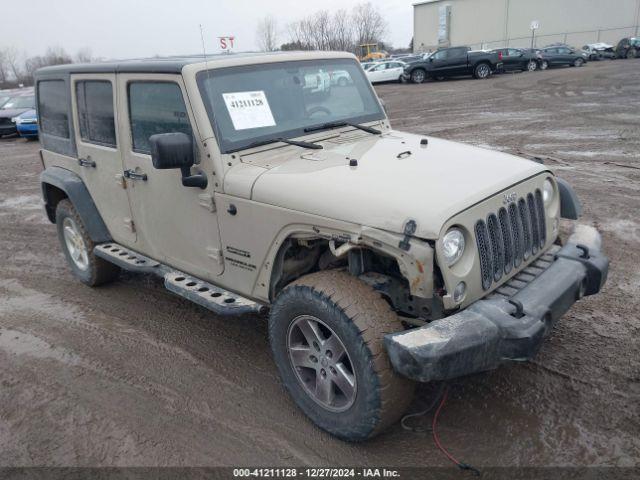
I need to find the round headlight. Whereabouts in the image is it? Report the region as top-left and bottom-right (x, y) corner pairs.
(442, 228), (465, 266)
(542, 178), (554, 205)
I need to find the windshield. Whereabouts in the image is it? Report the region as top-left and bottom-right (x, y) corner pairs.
(1, 95), (35, 110)
(197, 58), (384, 153)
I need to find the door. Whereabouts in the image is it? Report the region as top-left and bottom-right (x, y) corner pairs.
(386, 62), (404, 82)
(117, 74), (224, 279)
(505, 49), (524, 70)
(429, 49), (450, 74)
(545, 48), (560, 65)
(367, 63), (387, 83)
(447, 47), (469, 75)
(70, 74), (136, 245)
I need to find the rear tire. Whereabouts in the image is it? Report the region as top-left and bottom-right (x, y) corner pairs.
(55, 199), (120, 287)
(627, 48), (638, 59)
(526, 60), (537, 71)
(473, 62), (491, 79)
(269, 270), (414, 441)
(540, 60), (549, 70)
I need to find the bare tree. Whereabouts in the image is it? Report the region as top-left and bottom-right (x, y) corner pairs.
(256, 16), (278, 52)
(352, 1), (387, 46)
(75, 47), (93, 63)
(0, 49), (8, 84)
(4, 46), (24, 82)
(23, 46), (72, 85)
(283, 2), (386, 53)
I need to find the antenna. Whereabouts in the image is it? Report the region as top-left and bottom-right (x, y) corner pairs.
(199, 24), (209, 67)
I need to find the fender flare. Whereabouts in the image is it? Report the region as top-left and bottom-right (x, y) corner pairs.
(556, 177), (582, 220)
(40, 166), (112, 243)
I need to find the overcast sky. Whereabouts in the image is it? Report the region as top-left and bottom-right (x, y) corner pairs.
(2, 0), (413, 60)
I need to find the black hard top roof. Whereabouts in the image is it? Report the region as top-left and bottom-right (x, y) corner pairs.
(35, 51), (298, 77)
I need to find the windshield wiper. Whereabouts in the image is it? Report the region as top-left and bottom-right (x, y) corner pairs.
(239, 137), (323, 152)
(304, 121), (381, 135)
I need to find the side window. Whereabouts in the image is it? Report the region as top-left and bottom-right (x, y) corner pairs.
(450, 48), (466, 58)
(38, 80), (70, 139)
(76, 80), (116, 147)
(128, 82), (192, 154)
(433, 50), (448, 60)
(508, 49), (520, 57)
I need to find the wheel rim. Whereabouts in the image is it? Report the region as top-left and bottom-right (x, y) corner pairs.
(478, 64), (490, 78)
(287, 315), (357, 412)
(412, 70), (424, 83)
(541, 61), (548, 70)
(527, 60), (537, 71)
(575, 59), (582, 66)
(62, 217), (89, 271)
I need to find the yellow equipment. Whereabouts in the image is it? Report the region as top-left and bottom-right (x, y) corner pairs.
(358, 43), (387, 61)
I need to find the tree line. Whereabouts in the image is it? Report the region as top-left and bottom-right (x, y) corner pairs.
(0, 46), (93, 88)
(256, 2), (392, 54)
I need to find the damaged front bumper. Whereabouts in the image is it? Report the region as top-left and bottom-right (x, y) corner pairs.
(384, 226), (609, 382)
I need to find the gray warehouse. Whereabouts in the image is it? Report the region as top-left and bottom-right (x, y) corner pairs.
(413, 0), (640, 52)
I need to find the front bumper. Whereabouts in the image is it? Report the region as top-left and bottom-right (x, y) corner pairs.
(17, 123), (38, 137)
(384, 226), (609, 382)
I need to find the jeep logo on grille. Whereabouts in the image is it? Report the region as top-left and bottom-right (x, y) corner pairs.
(503, 192), (517, 204)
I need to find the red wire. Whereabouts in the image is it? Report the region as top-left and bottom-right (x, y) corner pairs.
(431, 386), (465, 466)
(431, 385), (481, 476)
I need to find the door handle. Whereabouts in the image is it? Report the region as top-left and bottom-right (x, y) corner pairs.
(123, 169), (148, 181)
(78, 157), (96, 168)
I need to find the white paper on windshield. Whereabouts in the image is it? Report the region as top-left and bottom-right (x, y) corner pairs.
(222, 91), (276, 130)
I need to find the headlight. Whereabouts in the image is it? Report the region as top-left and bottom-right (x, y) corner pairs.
(542, 178), (554, 205)
(442, 228), (465, 266)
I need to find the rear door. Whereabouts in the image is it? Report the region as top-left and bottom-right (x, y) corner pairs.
(117, 73), (224, 280)
(505, 49), (523, 70)
(70, 74), (136, 245)
(385, 62), (404, 82)
(447, 48), (470, 75)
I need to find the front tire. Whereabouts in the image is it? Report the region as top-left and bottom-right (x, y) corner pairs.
(573, 58), (584, 67)
(410, 69), (426, 84)
(526, 59), (537, 71)
(269, 270), (414, 441)
(56, 199), (120, 286)
(540, 60), (549, 70)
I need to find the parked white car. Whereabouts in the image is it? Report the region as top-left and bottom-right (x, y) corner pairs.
(365, 60), (407, 84)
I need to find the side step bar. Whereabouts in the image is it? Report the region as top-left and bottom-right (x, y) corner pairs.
(94, 243), (266, 316)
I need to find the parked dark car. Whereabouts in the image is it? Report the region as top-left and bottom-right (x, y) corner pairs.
(539, 46), (586, 68)
(615, 37), (640, 59)
(403, 46), (502, 83)
(492, 47), (541, 72)
(0, 94), (36, 137)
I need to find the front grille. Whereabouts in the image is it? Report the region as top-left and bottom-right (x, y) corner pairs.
(0, 117), (12, 126)
(476, 189), (547, 290)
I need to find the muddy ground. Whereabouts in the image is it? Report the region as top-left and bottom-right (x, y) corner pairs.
(0, 60), (638, 468)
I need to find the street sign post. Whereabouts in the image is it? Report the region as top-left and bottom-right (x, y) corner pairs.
(530, 20), (539, 49)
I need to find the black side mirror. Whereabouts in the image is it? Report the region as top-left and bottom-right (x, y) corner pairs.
(149, 132), (207, 189)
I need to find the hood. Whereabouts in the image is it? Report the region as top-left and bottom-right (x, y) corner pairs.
(0, 108), (30, 119)
(238, 131), (547, 239)
(16, 109), (37, 120)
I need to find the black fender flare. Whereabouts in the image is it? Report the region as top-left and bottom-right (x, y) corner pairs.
(40, 166), (112, 243)
(556, 177), (582, 220)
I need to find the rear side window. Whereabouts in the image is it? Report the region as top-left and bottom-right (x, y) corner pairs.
(76, 80), (116, 147)
(38, 80), (70, 139)
(128, 82), (192, 154)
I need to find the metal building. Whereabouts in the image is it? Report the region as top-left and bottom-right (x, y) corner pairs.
(413, 0), (640, 52)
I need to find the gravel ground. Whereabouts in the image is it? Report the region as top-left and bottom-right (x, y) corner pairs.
(0, 60), (638, 468)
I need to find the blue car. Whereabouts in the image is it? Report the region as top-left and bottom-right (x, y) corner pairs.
(13, 108), (38, 139)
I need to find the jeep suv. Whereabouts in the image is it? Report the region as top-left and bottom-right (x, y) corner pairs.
(36, 52), (608, 441)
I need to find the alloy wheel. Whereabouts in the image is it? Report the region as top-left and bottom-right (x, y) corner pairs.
(62, 217), (89, 271)
(287, 315), (357, 412)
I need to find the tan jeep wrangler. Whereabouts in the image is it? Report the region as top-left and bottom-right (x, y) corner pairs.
(36, 51), (608, 441)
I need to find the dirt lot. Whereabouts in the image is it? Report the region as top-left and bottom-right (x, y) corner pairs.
(1, 60), (639, 468)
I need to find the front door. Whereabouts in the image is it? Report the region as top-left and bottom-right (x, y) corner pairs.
(116, 74), (224, 279)
(70, 74), (136, 245)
